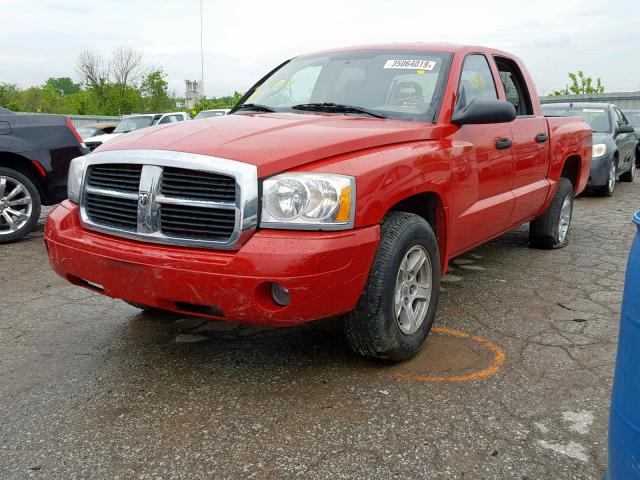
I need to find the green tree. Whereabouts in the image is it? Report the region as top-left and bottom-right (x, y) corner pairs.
(140, 69), (173, 112)
(0, 83), (21, 111)
(551, 71), (605, 96)
(192, 91), (245, 114)
(44, 77), (81, 95)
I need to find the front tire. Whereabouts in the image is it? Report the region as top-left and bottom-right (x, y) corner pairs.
(620, 155), (636, 182)
(529, 177), (574, 249)
(0, 168), (41, 244)
(344, 212), (440, 361)
(596, 161), (617, 196)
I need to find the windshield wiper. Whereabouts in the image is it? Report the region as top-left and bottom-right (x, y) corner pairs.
(234, 103), (275, 113)
(291, 103), (386, 119)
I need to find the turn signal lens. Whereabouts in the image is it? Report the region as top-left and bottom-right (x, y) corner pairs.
(335, 186), (352, 223)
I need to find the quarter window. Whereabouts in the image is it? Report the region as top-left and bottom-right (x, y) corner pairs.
(456, 55), (497, 110)
(614, 108), (628, 127)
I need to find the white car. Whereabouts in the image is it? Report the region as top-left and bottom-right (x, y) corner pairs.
(84, 112), (190, 151)
(194, 109), (230, 119)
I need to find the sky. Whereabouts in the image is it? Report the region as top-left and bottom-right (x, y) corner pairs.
(1, 0), (640, 98)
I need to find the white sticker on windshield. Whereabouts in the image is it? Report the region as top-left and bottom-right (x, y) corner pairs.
(582, 108), (605, 113)
(384, 59), (436, 70)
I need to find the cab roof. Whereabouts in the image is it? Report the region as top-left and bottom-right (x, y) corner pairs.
(298, 42), (517, 58)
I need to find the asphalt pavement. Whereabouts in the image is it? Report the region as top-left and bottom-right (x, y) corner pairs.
(1, 180), (638, 479)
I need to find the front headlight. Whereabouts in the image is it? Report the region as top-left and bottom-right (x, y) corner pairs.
(592, 144), (607, 158)
(261, 173), (355, 230)
(67, 157), (87, 203)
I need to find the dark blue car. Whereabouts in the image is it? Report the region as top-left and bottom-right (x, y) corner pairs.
(543, 102), (637, 196)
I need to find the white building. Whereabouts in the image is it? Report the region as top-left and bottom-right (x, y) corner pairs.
(184, 80), (202, 109)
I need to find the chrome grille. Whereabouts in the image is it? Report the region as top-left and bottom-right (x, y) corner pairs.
(161, 167), (236, 202)
(160, 204), (236, 240)
(87, 164), (142, 193)
(78, 150), (258, 250)
(85, 192), (138, 231)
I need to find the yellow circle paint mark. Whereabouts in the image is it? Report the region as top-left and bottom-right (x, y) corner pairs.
(394, 327), (505, 383)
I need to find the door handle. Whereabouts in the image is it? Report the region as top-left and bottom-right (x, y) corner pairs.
(496, 138), (512, 150)
(535, 133), (549, 143)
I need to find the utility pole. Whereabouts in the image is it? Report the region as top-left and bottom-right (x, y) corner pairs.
(200, 0), (204, 102)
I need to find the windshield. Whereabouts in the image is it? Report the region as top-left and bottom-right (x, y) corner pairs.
(237, 50), (453, 122)
(195, 110), (226, 119)
(114, 116), (155, 133)
(542, 105), (611, 133)
(76, 127), (99, 139)
(624, 111), (640, 128)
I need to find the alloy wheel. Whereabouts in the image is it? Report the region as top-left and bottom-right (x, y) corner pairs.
(558, 195), (572, 244)
(608, 162), (616, 194)
(0, 175), (33, 236)
(394, 245), (432, 335)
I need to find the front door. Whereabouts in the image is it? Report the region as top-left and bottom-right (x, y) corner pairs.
(449, 54), (515, 255)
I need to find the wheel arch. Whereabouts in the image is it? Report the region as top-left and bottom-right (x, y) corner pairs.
(0, 151), (45, 199)
(559, 154), (581, 194)
(386, 191), (449, 273)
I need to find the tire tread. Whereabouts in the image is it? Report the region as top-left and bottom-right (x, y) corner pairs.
(344, 212), (440, 361)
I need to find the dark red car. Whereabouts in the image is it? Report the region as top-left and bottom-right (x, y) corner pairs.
(45, 44), (591, 360)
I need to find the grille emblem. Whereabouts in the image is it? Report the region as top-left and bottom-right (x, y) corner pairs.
(138, 192), (150, 207)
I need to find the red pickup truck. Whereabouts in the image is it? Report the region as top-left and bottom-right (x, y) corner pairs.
(45, 44), (591, 360)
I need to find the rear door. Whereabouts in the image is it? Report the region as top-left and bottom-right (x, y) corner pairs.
(449, 53), (515, 254)
(494, 56), (551, 226)
(613, 107), (635, 173)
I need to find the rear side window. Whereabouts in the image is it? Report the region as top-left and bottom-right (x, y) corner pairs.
(495, 56), (533, 116)
(456, 54), (497, 110)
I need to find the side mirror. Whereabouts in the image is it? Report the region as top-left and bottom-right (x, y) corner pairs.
(451, 98), (517, 125)
(615, 125), (635, 135)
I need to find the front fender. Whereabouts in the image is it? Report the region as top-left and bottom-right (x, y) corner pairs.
(298, 141), (453, 227)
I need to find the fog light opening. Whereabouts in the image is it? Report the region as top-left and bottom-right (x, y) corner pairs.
(271, 282), (290, 307)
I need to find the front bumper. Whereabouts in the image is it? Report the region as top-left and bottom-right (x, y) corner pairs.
(587, 155), (612, 187)
(45, 201), (380, 326)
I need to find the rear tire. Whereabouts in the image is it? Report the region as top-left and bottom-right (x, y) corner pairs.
(344, 212), (440, 361)
(530, 177), (574, 249)
(0, 168), (41, 244)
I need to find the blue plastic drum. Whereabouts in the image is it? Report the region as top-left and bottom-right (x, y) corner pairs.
(608, 210), (640, 479)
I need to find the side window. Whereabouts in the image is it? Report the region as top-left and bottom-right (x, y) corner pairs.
(495, 57), (533, 116)
(159, 115), (179, 125)
(615, 109), (628, 126)
(456, 54), (497, 110)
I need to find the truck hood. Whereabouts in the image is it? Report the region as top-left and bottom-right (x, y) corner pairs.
(99, 112), (445, 177)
